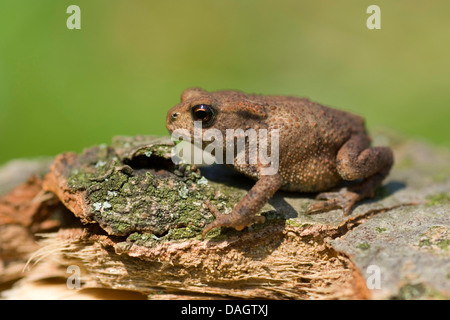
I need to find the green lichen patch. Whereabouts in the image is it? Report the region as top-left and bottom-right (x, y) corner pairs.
(356, 242), (371, 251)
(394, 282), (449, 300)
(426, 193), (450, 206)
(416, 225), (450, 255)
(61, 136), (240, 241)
(375, 227), (387, 233)
(395, 283), (427, 300)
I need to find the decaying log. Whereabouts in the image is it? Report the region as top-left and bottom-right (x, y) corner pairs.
(1, 132), (449, 299)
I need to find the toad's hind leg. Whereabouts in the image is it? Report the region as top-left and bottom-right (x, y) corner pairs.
(306, 134), (394, 215)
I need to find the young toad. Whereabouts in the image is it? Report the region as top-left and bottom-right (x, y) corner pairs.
(166, 88), (393, 237)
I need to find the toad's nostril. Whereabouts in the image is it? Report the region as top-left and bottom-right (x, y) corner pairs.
(171, 112), (180, 120)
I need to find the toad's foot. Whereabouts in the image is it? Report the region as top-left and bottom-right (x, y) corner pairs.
(306, 166), (391, 216)
(202, 200), (266, 238)
(202, 174), (282, 238)
(305, 189), (361, 216)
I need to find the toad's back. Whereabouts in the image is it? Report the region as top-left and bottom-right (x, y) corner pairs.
(236, 93), (367, 192)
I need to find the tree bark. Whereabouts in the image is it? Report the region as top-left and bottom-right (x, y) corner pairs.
(1, 131), (449, 299)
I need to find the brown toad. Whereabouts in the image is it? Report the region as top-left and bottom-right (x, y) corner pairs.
(166, 88), (393, 237)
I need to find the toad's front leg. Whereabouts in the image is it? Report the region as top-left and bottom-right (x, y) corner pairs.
(202, 173), (282, 238)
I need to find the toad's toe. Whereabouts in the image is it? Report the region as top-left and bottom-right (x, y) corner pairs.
(305, 190), (359, 215)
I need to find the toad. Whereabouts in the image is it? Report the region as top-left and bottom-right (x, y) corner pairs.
(166, 88), (393, 237)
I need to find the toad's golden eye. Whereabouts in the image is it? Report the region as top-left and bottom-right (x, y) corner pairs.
(191, 104), (215, 126)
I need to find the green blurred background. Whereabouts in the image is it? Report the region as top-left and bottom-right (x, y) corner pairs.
(1, 0), (449, 165)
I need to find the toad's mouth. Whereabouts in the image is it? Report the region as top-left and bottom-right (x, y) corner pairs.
(168, 129), (204, 144)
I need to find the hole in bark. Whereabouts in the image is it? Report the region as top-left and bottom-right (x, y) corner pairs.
(124, 155), (176, 177)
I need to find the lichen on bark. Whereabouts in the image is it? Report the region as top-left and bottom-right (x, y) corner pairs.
(44, 136), (243, 243)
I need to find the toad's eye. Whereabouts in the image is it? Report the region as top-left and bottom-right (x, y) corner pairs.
(191, 104), (215, 125)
